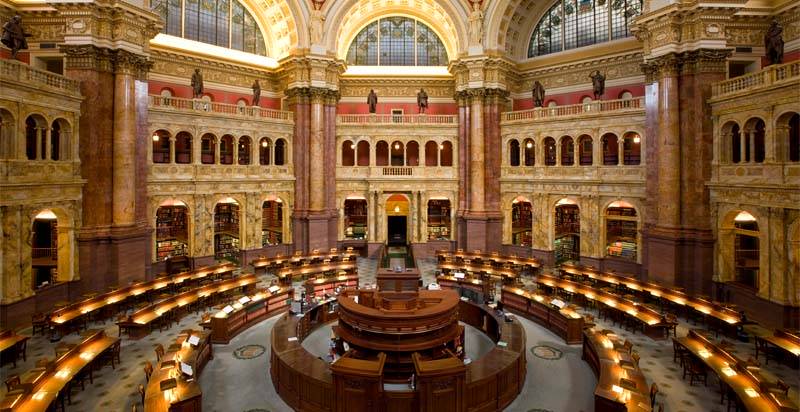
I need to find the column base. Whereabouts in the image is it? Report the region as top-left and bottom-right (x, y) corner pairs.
(293, 211), (338, 253)
(642, 226), (713, 295)
(457, 212), (502, 252)
(78, 224), (150, 290)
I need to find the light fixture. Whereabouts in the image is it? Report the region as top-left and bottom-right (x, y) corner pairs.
(633, 135), (641, 144)
(261, 140), (268, 147)
(526, 141), (533, 149)
(152, 134), (160, 142)
(350, 143), (356, 150)
(394, 143), (400, 150)
(394, 205), (400, 213)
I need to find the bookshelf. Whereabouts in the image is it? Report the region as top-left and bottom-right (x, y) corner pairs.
(512, 202), (532, 246)
(344, 199), (368, 239)
(262, 201), (283, 246)
(605, 205), (637, 261)
(215, 203), (239, 235)
(427, 200), (451, 240)
(215, 233), (240, 260)
(554, 236), (579, 263)
(555, 205), (579, 236)
(156, 206), (189, 260)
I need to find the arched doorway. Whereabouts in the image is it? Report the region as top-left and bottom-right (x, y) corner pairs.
(733, 211), (759, 289)
(32, 209), (58, 288)
(262, 198), (284, 246)
(386, 194), (409, 246)
(512, 196), (532, 246)
(554, 198), (580, 263)
(214, 198), (240, 260)
(155, 200), (189, 262)
(427, 198), (451, 240)
(344, 197), (368, 240)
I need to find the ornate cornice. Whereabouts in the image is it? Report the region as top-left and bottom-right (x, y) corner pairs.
(514, 52), (644, 94)
(277, 55), (346, 92)
(113, 49), (153, 79)
(60, 44), (114, 72)
(640, 49), (731, 81)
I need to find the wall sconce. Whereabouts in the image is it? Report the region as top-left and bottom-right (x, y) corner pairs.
(526, 141), (533, 149)
(394, 205), (400, 213)
(633, 135), (641, 144)
(261, 140), (268, 147)
(152, 134), (160, 142)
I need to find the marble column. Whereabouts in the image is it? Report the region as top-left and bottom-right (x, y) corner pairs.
(309, 89), (325, 211)
(169, 136), (176, 164)
(617, 138), (625, 165)
(469, 89), (485, 212)
(656, 57), (681, 228)
(112, 57), (137, 227)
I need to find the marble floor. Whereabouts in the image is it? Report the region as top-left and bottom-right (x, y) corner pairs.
(1, 257), (797, 412)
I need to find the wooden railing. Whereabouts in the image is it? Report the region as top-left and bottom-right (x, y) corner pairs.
(149, 95), (293, 121)
(337, 114), (457, 124)
(501, 97), (644, 122)
(0, 59), (81, 95)
(712, 61), (800, 98)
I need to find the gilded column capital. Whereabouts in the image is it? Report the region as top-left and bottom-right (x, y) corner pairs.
(680, 49), (732, 75)
(113, 49), (153, 79)
(60, 44), (114, 72)
(284, 87), (311, 105)
(640, 53), (680, 80)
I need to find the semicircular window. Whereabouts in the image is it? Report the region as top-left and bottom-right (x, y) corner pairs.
(346, 17), (448, 66)
(152, 0), (267, 56)
(528, 0), (642, 58)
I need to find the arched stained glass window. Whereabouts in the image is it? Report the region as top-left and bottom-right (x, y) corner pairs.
(152, 0), (266, 56)
(528, 0), (642, 58)
(346, 17), (448, 66)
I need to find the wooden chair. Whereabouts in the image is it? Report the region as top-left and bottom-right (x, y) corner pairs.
(649, 382), (658, 409)
(754, 337), (777, 365)
(154, 344), (165, 362)
(632, 350), (641, 367)
(683, 356), (708, 386)
(143, 361), (154, 382)
(672, 339), (688, 367)
(55, 342), (76, 358)
(622, 339), (633, 354)
(32, 313), (49, 335)
(138, 383), (146, 405)
(4, 375), (20, 392)
(769, 379), (790, 397)
(104, 339), (121, 369)
(664, 313), (678, 337)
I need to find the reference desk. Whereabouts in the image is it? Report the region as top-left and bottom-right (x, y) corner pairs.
(0, 329), (118, 412)
(560, 264), (742, 330)
(582, 329), (652, 412)
(210, 287), (293, 343)
(675, 329), (798, 412)
(143, 330), (212, 412)
(119, 274), (258, 338)
(49, 263), (236, 335)
(501, 286), (584, 344)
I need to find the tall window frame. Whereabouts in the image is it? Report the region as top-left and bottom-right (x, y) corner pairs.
(346, 16), (448, 66)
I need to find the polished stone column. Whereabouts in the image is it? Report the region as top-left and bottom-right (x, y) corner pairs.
(469, 89), (485, 212)
(309, 89), (325, 210)
(656, 57), (680, 228)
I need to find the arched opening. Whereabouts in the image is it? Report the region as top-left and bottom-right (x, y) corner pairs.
(427, 198), (451, 240)
(214, 198), (240, 261)
(25, 115), (45, 160)
(601, 133), (619, 165)
(743, 118), (766, 163)
(726, 122), (741, 163)
(426, 141), (439, 166)
(386, 194), (409, 245)
(622, 132), (641, 165)
(406, 141), (419, 166)
(733, 211), (759, 289)
(511, 197), (532, 246)
(376, 141), (389, 166)
(788, 113), (799, 162)
(0, 109), (14, 159)
(342, 140), (355, 166)
(509, 139), (520, 166)
(555, 198), (580, 263)
(50, 120), (61, 160)
(357, 141), (370, 166)
(152, 130), (171, 163)
(274, 138), (287, 165)
(345, 17), (448, 66)
(262, 199), (283, 246)
(220, 135), (234, 164)
(155, 200), (189, 262)
(605, 201), (638, 261)
(390, 141), (404, 166)
(440, 141), (453, 166)
(344, 197), (368, 240)
(238, 136), (251, 165)
(578, 135), (593, 165)
(619, 91), (633, 100)
(259, 138), (271, 165)
(560, 136), (574, 166)
(523, 138), (535, 166)
(543, 137), (556, 166)
(32, 209), (58, 288)
(175, 132), (192, 164)
(201, 133), (217, 164)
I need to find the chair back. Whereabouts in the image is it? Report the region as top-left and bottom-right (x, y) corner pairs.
(144, 361), (154, 381)
(155, 344), (165, 361)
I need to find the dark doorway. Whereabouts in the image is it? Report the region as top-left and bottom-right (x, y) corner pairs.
(387, 216), (407, 246)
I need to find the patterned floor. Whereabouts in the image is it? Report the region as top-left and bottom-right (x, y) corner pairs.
(1, 258), (797, 412)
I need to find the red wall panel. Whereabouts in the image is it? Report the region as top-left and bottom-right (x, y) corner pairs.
(148, 80), (281, 109)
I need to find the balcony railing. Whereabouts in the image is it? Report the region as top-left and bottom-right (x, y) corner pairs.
(712, 61), (800, 98)
(502, 97), (644, 123)
(0, 59), (81, 95)
(382, 167), (413, 176)
(149, 95), (293, 121)
(337, 114), (457, 124)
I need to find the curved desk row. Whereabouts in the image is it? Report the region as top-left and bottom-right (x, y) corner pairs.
(501, 286), (585, 344)
(144, 330), (212, 412)
(582, 329), (652, 412)
(436, 250), (541, 270)
(438, 262), (517, 281)
(270, 298), (526, 412)
(252, 249), (358, 272)
(209, 287), (294, 344)
(276, 261), (357, 285)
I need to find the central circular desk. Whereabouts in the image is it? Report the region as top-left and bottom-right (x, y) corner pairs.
(270, 293), (526, 412)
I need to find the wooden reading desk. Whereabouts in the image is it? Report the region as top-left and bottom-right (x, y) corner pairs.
(501, 286), (585, 344)
(436, 250), (540, 271)
(583, 329), (652, 412)
(0, 329), (118, 412)
(251, 248), (358, 272)
(0, 330), (28, 367)
(119, 274), (258, 338)
(275, 260), (357, 285)
(304, 274), (358, 298)
(143, 330), (211, 412)
(675, 329), (798, 412)
(755, 329), (800, 367)
(209, 286), (293, 343)
(438, 261), (518, 282)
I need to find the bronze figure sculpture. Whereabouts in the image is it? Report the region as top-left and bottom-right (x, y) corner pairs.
(417, 89), (429, 114)
(532, 80), (545, 108)
(191, 69), (204, 99)
(367, 89), (378, 114)
(589, 70), (606, 100)
(252, 79), (261, 106)
(765, 18), (784, 66)
(2, 15), (31, 59)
